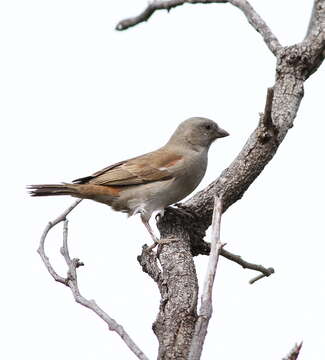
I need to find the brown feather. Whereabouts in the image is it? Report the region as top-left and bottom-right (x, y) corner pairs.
(28, 183), (124, 204)
(72, 148), (183, 186)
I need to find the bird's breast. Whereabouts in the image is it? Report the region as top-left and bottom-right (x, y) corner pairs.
(109, 151), (208, 218)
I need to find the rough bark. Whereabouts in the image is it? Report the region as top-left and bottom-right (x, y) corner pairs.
(138, 212), (199, 360)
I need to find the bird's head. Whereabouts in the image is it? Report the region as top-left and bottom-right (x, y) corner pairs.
(168, 117), (229, 150)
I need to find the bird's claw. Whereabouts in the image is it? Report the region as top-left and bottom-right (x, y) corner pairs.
(146, 237), (178, 252)
(155, 209), (165, 222)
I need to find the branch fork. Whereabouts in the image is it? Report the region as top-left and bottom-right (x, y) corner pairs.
(37, 200), (149, 360)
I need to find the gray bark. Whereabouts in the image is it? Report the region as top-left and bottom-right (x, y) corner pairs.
(138, 214), (199, 360)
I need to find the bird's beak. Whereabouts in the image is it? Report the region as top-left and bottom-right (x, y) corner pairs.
(217, 127), (229, 138)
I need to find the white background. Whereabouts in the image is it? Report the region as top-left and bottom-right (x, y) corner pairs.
(1, 1), (325, 359)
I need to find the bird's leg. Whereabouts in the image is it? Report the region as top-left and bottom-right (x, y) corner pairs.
(141, 213), (159, 245)
(140, 213), (176, 252)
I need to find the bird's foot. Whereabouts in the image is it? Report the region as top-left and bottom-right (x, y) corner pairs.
(146, 237), (177, 252)
(154, 209), (165, 222)
(174, 203), (196, 219)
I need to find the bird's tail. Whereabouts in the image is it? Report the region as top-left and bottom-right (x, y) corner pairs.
(28, 184), (80, 197)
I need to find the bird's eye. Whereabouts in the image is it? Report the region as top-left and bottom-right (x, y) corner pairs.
(205, 125), (211, 130)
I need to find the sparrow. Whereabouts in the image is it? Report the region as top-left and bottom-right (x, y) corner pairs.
(29, 117), (229, 245)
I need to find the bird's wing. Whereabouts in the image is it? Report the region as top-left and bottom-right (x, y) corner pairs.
(73, 148), (184, 186)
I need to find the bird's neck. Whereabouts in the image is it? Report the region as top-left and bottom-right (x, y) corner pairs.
(166, 138), (209, 154)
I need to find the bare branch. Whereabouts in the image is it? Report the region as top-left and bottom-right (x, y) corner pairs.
(184, 234), (275, 283)
(220, 248), (274, 284)
(282, 342), (303, 360)
(37, 202), (149, 360)
(153, 213), (199, 359)
(37, 199), (82, 284)
(182, 48), (315, 230)
(116, 0), (225, 31)
(249, 269), (274, 285)
(188, 195), (223, 360)
(261, 87), (275, 130)
(306, 0), (325, 39)
(304, 0), (325, 77)
(227, 0), (282, 55)
(116, 0), (282, 55)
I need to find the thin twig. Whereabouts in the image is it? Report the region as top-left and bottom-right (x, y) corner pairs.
(249, 269), (274, 284)
(116, 0), (282, 55)
(188, 195), (223, 360)
(228, 0), (282, 55)
(37, 202), (149, 360)
(282, 342), (303, 360)
(37, 199), (82, 284)
(262, 87), (274, 129)
(220, 248), (274, 284)
(258, 87), (279, 144)
(116, 0), (225, 31)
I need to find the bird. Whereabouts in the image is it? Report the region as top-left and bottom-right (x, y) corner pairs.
(28, 117), (229, 246)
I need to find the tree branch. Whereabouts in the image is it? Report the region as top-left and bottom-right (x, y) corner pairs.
(116, 0), (226, 31)
(188, 196), (223, 360)
(116, 0), (282, 55)
(227, 0), (282, 55)
(306, 0), (325, 40)
(171, 215), (275, 282)
(152, 213), (199, 359)
(282, 342), (303, 360)
(37, 199), (82, 284)
(38, 202), (149, 360)
(304, 0), (325, 77)
(220, 248), (274, 284)
(137, 244), (165, 296)
(181, 27), (325, 232)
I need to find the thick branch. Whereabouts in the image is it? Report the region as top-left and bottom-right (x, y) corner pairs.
(306, 0), (325, 39)
(116, 0), (281, 55)
(152, 215), (199, 360)
(181, 30), (325, 239)
(304, 0), (325, 77)
(188, 196), (223, 360)
(38, 203), (149, 360)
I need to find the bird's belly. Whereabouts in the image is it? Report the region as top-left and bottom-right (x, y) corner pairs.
(114, 173), (203, 217)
